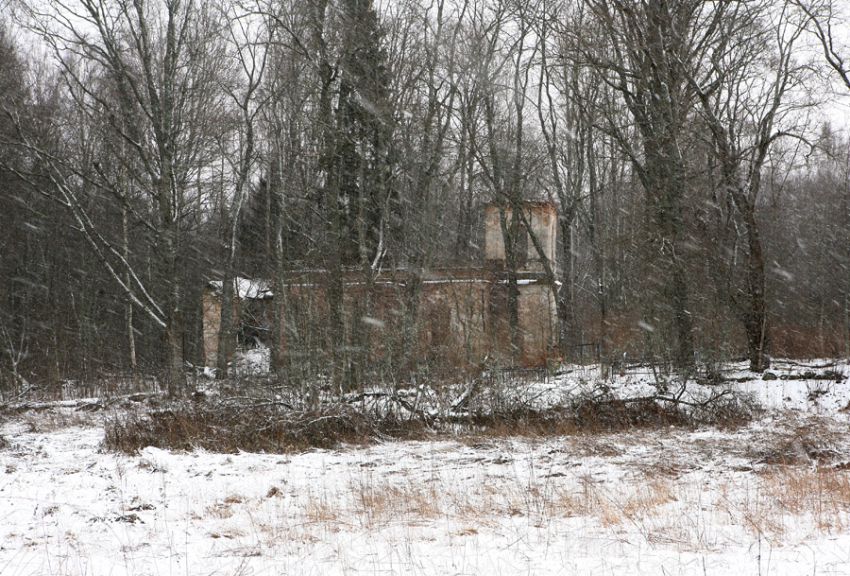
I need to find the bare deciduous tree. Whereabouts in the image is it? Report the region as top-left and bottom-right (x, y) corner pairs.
(12, 0), (225, 392)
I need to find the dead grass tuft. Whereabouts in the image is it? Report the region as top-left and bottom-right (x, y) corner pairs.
(762, 468), (850, 532)
(266, 486), (282, 498)
(352, 479), (443, 527)
(549, 477), (605, 518)
(620, 478), (677, 520)
(205, 502), (236, 519)
(276, 460), (849, 546)
(304, 496), (342, 525)
(715, 466), (850, 539)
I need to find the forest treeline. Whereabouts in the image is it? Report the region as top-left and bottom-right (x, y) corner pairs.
(1, 0), (849, 393)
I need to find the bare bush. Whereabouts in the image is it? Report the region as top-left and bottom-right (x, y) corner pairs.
(104, 401), (429, 454)
(570, 397), (692, 431)
(688, 391), (761, 427)
(103, 377), (756, 453)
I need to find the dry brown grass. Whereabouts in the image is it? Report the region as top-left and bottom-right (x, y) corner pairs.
(711, 466), (850, 540)
(304, 496), (343, 525)
(352, 479), (443, 527)
(550, 483), (597, 518)
(621, 477), (677, 520)
(762, 468), (850, 532)
(209, 528), (246, 539)
(206, 502), (236, 519)
(322, 470), (680, 531)
(177, 450), (850, 558)
(324, 466), (844, 542)
(223, 494), (245, 505)
(548, 475), (678, 529)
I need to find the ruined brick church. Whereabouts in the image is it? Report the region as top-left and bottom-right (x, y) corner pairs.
(203, 202), (559, 371)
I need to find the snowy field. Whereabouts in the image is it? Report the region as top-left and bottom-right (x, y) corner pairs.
(2, 360), (850, 576)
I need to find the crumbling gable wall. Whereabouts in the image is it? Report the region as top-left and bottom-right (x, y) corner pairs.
(484, 202), (558, 273)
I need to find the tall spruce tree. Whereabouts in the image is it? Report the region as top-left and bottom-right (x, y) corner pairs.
(336, 0), (395, 268)
(328, 0), (395, 388)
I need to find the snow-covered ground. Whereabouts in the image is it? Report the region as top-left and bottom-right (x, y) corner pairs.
(2, 360), (850, 576)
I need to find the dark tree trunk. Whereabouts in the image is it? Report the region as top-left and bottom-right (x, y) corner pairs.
(165, 313), (184, 396)
(501, 207), (523, 363)
(161, 215), (185, 396)
(216, 263), (235, 378)
(742, 205), (770, 372)
(557, 216), (575, 357)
